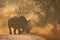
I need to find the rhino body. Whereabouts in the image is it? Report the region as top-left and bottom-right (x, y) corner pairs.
(8, 16), (31, 34)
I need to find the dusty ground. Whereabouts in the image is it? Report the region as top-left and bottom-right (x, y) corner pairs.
(0, 24), (60, 40)
(0, 34), (46, 40)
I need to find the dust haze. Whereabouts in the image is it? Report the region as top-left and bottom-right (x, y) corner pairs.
(0, 0), (60, 40)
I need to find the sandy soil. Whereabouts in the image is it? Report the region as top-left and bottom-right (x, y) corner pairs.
(0, 34), (46, 40)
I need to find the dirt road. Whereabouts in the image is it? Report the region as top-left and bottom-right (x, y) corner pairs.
(0, 34), (46, 40)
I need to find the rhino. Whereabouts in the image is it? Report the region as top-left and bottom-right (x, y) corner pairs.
(8, 16), (31, 34)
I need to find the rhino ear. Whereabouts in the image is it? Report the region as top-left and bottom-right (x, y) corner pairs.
(28, 20), (30, 22)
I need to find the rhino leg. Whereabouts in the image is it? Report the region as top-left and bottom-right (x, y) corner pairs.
(18, 28), (24, 34)
(18, 28), (21, 34)
(9, 26), (12, 34)
(14, 28), (16, 34)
